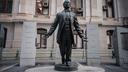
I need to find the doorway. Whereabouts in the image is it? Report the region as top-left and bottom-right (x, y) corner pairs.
(112, 27), (128, 66)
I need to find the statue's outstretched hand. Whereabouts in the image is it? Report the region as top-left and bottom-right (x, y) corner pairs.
(45, 34), (50, 38)
(82, 37), (87, 42)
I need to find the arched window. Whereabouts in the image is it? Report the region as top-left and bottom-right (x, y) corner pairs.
(36, 28), (47, 49)
(0, 0), (13, 13)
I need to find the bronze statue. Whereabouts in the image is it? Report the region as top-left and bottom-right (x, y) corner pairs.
(46, 0), (84, 66)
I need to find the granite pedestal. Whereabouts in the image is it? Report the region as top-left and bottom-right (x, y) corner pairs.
(54, 62), (78, 71)
(25, 64), (105, 72)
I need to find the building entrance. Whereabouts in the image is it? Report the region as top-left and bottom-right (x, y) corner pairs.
(112, 27), (128, 66)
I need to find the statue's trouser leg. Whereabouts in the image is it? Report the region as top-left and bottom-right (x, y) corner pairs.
(59, 41), (66, 64)
(66, 39), (72, 62)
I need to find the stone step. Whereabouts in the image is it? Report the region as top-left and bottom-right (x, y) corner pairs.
(1, 48), (114, 61)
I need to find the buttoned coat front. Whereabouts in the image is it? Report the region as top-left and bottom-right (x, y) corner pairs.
(47, 10), (83, 44)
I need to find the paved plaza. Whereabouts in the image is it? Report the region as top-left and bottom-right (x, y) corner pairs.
(0, 60), (128, 72)
(1, 64), (128, 72)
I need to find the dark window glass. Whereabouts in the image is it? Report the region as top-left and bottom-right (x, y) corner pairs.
(103, 0), (115, 18)
(0, 0), (13, 13)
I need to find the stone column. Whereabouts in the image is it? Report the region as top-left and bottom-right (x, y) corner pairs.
(87, 24), (101, 66)
(10, 23), (22, 59)
(113, 0), (119, 19)
(108, 7), (113, 18)
(86, 0), (91, 18)
(56, 0), (64, 13)
(50, 0), (56, 16)
(12, 23), (22, 48)
(83, 0), (86, 18)
(20, 21), (37, 67)
(19, 0), (37, 67)
(91, 0), (98, 16)
(86, 0), (102, 21)
(12, 0), (20, 14)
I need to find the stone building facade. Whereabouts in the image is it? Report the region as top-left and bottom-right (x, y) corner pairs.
(0, 0), (128, 67)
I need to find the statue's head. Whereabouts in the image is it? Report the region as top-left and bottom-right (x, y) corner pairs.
(63, 0), (71, 9)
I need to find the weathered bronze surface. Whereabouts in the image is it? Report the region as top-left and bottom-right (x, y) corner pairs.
(46, 0), (84, 66)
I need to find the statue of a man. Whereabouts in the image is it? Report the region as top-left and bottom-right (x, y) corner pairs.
(46, 0), (84, 66)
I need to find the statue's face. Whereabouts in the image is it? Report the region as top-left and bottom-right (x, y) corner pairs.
(63, 1), (70, 9)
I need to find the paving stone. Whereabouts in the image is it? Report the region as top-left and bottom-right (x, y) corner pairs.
(1, 62), (128, 72)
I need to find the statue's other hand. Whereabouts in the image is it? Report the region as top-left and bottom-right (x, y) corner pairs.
(82, 37), (87, 42)
(45, 34), (50, 38)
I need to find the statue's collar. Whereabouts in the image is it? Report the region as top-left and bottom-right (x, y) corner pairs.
(63, 9), (71, 12)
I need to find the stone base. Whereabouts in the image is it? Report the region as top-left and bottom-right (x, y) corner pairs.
(25, 64), (105, 72)
(54, 62), (78, 71)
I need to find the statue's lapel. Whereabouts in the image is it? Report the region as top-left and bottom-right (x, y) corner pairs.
(69, 12), (74, 24)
